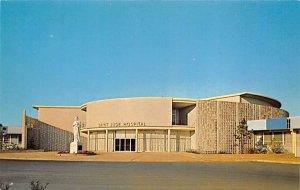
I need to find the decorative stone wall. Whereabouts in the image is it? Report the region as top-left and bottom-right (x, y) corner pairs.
(26, 116), (87, 151)
(196, 100), (288, 154)
(218, 101), (238, 153)
(197, 101), (218, 153)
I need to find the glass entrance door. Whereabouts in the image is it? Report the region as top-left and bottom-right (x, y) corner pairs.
(115, 139), (135, 152)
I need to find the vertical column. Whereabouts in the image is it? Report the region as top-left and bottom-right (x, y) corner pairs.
(168, 129), (171, 152)
(292, 131), (296, 154)
(295, 132), (298, 157)
(282, 132), (285, 145)
(87, 130), (90, 151)
(105, 129), (108, 152)
(216, 101), (219, 153)
(135, 128), (138, 152)
(195, 101), (199, 151)
(235, 103), (239, 154)
(21, 110), (27, 149)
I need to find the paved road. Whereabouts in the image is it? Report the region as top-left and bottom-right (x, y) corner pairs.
(0, 160), (299, 190)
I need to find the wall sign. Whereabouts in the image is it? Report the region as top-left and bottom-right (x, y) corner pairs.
(98, 122), (146, 128)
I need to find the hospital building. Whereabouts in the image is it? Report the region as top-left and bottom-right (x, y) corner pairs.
(21, 92), (300, 156)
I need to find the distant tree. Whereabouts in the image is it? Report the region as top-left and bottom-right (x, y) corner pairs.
(0, 123), (3, 150)
(234, 119), (253, 154)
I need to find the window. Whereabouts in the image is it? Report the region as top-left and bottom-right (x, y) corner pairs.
(115, 138), (136, 152)
(120, 139), (125, 151)
(115, 139), (120, 151)
(263, 132), (284, 145)
(131, 139), (136, 151)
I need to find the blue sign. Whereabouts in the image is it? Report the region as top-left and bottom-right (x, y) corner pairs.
(266, 118), (287, 130)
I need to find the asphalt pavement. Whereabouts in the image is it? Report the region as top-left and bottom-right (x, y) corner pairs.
(0, 160), (299, 190)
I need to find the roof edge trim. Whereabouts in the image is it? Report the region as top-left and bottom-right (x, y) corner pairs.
(32, 106), (81, 110)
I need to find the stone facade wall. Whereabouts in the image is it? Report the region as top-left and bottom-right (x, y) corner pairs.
(197, 101), (218, 153)
(218, 101), (238, 153)
(26, 116), (87, 151)
(196, 101), (288, 154)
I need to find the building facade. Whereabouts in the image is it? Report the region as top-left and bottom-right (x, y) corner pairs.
(1, 126), (22, 150)
(22, 92), (297, 155)
(248, 117), (300, 157)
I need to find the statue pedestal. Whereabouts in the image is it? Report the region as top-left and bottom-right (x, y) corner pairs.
(70, 141), (82, 154)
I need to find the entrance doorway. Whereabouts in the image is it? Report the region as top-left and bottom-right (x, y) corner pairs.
(115, 139), (136, 152)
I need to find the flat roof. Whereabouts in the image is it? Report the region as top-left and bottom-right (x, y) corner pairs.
(33, 106), (81, 110)
(6, 126), (22, 134)
(33, 92), (282, 110)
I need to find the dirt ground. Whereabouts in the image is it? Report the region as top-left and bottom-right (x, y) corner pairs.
(0, 151), (299, 164)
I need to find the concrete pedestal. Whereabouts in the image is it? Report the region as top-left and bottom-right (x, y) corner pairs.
(70, 142), (82, 154)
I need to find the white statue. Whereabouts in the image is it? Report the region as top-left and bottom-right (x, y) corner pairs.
(73, 116), (81, 143)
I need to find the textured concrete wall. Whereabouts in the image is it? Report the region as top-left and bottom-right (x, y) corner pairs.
(197, 101), (218, 153)
(26, 116), (87, 151)
(196, 100), (288, 154)
(21, 110), (27, 149)
(217, 101), (237, 153)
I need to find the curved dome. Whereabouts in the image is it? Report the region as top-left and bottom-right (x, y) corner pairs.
(241, 92), (281, 108)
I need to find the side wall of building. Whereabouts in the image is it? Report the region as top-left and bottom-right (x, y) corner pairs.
(26, 116), (87, 151)
(293, 130), (300, 157)
(38, 107), (86, 133)
(179, 105), (196, 126)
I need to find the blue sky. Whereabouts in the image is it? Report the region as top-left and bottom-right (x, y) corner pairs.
(1, 1), (300, 126)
